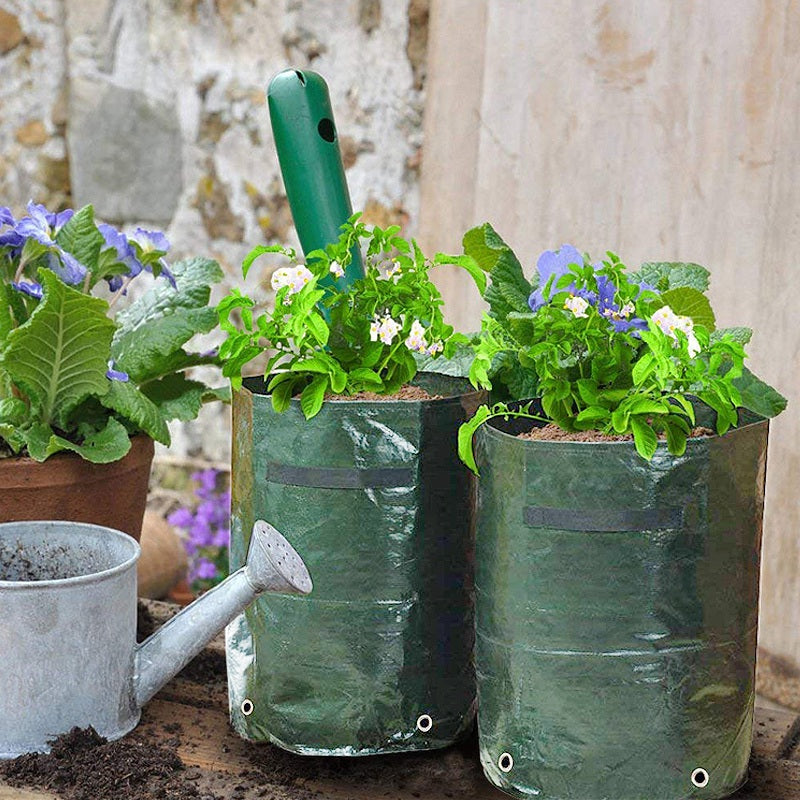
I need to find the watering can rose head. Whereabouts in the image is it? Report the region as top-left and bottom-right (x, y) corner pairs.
(0, 202), (226, 464)
(216, 213), (486, 419)
(456, 224), (787, 472)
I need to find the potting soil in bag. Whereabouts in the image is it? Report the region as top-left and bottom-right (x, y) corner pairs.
(227, 373), (484, 755)
(474, 407), (768, 800)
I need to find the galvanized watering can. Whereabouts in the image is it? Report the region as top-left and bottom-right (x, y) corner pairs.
(0, 519), (312, 758)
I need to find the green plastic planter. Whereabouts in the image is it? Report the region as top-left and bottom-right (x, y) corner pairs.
(227, 374), (485, 755)
(474, 406), (768, 800)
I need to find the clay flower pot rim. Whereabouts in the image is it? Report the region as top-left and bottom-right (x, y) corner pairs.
(0, 434), (154, 488)
(0, 521), (141, 590)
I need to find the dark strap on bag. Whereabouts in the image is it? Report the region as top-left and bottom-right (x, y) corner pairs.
(267, 462), (415, 489)
(523, 506), (683, 532)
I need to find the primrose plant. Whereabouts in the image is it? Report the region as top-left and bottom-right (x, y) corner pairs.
(0, 202), (224, 463)
(457, 224), (786, 470)
(218, 214), (484, 417)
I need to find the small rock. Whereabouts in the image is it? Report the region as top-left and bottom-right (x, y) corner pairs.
(15, 120), (47, 147)
(0, 10), (23, 54)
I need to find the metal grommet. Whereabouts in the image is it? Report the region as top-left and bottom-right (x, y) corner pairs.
(416, 714), (433, 733)
(498, 752), (514, 773)
(241, 698), (254, 716)
(691, 767), (709, 788)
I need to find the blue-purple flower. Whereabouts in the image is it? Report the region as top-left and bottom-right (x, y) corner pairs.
(168, 469), (230, 588)
(131, 228), (170, 254)
(528, 245), (595, 312)
(11, 281), (43, 300)
(106, 360), (129, 382)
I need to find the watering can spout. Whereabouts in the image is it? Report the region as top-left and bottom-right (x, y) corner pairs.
(134, 521), (311, 708)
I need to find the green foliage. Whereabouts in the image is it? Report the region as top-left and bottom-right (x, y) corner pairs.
(218, 215), (481, 419)
(1, 270), (115, 429)
(455, 234), (786, 470)
(0, 205), (225, 462)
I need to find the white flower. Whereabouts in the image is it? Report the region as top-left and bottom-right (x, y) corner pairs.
(271, 265), (313, 297)
(564, 295), (590, 318)
(651, 305), (702, 357)
(371, 314), (402, 345)
(330, 260), (344, 279)
(270, 267), (293, 291)
(405, 319), (428, 353)
(426, 340), (444, 355)
(289, 265), (313, 293)
(619, 302), (635, 318)
(386, 262), (402, 284)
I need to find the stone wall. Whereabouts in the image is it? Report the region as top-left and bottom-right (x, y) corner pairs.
(0, 0), (429, 459)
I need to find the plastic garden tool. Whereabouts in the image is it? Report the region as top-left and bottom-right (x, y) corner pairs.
(267, 68), (364, 288)
(0, 519), (312, 758)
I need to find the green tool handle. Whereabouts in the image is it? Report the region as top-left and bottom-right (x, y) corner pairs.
(267, 69), (364, 288)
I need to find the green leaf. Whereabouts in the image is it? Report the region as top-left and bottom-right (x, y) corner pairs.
(24, 417), (131, 464)
(270, 379), (295, 413)
(660, 287), (716, 331)
(733, 367), (787, 418)
(349, 367), (384, 388)
(633, 262), (710, 292)
(300, 375), (327, 419)
(242, 244), (295, 278)
(1, 270), (115, 428)
(112, 257), (223, 383)
(100, 380), (171, 445)
(305, 312), (330, 346)
(458, 404), (490, 474)
(710, 327), (753, 345)
(141, 373), (207, 423)
(464, 223), (531, 317)
(631, 417), (658, 459)
(0, 397), (28, 425)
(433, 252), (487, 295)
(413, 341), (475, 378)
(55, 205), (104, 272)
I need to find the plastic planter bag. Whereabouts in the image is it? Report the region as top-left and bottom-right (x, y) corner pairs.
(227, 373), (485, 755)
(474, 407), (768, 800)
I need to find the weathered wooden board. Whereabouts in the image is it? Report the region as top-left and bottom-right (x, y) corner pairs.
(419, 0), (800, 674)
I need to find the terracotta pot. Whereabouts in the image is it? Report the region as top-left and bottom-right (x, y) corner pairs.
(0, 435), (154, 541)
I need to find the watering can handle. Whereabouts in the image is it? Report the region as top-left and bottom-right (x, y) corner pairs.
(133, 521), (311, 707)
(267, 68), (364, 288)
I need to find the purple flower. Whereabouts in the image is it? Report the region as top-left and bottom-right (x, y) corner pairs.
(191, 558), (218, 582)
(0, 207), (14, 227)
(192, 469), (219, 499)
(11, 281), (43, 299)
(99, 223), (145, 279)
(15, 201), (56, 246)
(168, 508), (194, 529)
(46, 208), (74, 232)
(158, 260), (177, 289)
(131, 228), (170, 254)
(106, 360), (129, 382)
(528, 245), (594, 312)
(47, 250), (87, 286)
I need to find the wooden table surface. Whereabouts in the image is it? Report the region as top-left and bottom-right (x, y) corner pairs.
(3, 600), (800, 800)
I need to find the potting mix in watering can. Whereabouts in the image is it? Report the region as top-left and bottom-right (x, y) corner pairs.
(456, 227), (786, 800)
(218, 68), (489, 755)
(0, 519), (311, 758)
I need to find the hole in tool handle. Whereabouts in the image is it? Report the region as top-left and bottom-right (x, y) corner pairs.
(691, 768), (709, 788)
(241, 699), (254, 716)
(317, 118), (336, 142)
(498, 752), (514, 773)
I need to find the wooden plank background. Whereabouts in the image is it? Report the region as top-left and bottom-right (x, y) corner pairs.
(419, 0), (800, 669)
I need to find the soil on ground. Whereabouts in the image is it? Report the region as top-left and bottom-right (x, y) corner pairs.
(326, 385), (442, 402)
(0, 727), (206, 800)
(518, 423), (715, 442)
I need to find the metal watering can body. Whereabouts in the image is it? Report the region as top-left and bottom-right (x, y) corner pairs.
(0, 519), (311, 758)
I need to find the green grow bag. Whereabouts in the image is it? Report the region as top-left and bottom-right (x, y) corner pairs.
(474, 407), (768, 800)
(227, 373), (485, 755)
